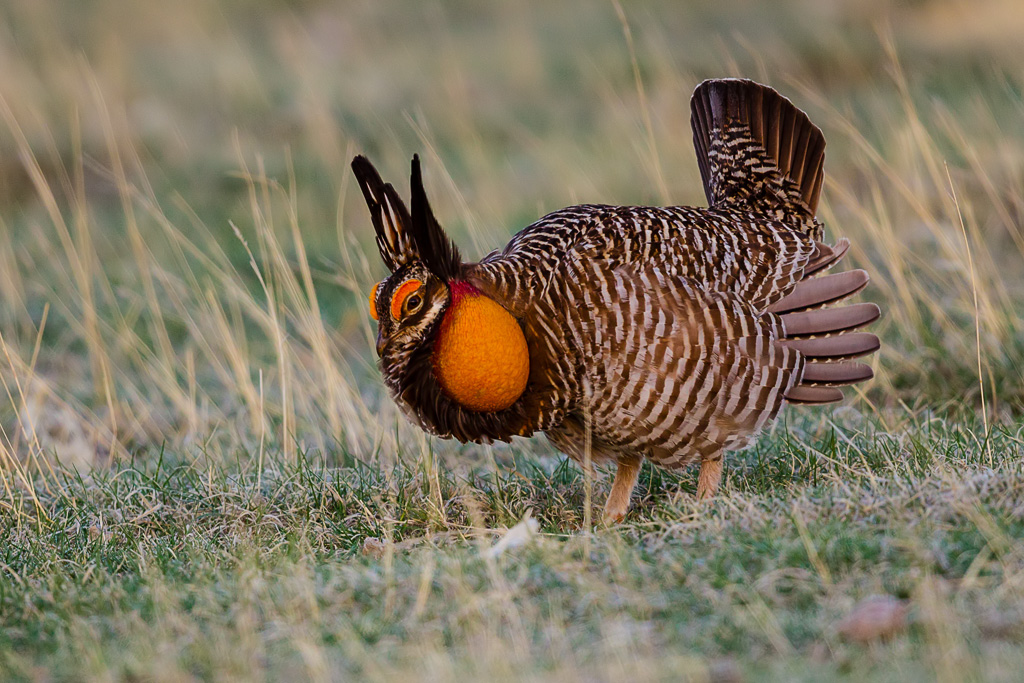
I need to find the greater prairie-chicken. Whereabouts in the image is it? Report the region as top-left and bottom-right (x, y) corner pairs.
(354, 78), (879, 521)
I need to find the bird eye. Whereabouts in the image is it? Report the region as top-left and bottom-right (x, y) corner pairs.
(405, 295), (423, 312)
(390, 279), (424, 320)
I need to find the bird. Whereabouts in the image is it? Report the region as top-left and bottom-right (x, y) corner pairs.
(352, 78), (880, 522)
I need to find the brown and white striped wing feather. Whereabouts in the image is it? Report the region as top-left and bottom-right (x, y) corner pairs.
(565, 258), (804, 469)
(473, 204), (823, 320)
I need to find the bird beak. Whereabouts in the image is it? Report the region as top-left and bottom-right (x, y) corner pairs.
(375, 329), (387, 357)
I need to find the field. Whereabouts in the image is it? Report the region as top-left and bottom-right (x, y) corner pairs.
(2, 0), (1024, 680)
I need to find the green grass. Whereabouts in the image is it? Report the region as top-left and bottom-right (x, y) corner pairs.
(5, 413), (1024, 680)
(3, 0), (1024, 680)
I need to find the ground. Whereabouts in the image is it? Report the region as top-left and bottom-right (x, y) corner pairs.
(2, 0), (1024, 680)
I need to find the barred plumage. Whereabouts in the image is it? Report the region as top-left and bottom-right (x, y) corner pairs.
(354, 78), (880, 521)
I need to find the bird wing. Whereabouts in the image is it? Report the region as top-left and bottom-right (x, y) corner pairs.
(468, 203), (827, 316)
(562, 255), (804, 466)
(572, 205), (823, 311)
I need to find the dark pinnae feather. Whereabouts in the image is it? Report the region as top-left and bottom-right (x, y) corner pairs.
(351, 155), (416, 272)
(409, 155), (463, 282)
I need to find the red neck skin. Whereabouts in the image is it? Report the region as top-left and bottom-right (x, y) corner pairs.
(447, 280), (480, 306)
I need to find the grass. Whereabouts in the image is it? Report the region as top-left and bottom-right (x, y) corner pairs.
(2, 0), (1024, 679)
(5, 414), (1024, 680)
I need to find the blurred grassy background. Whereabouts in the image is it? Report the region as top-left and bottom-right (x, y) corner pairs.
(4, 1), (1024, 680)
(0, 0), (1021, 461)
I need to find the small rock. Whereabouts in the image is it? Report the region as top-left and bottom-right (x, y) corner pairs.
(362, 537), (386, 560)
(837, 595), (908, 643)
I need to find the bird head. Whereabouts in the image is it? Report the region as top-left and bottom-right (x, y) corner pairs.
(352, 155), (530, 425)
(368, 260), (449, 375)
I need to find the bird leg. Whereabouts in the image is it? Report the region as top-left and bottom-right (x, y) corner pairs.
(697, 455), (724, 500)
(603, 457), (642, 524)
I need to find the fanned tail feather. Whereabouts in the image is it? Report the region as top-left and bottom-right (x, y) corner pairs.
(690, 78), (826, 234)
(781, 303), (880, 338)
(688, 79), (879, 407)
(773, 240), (880, 405)
(780, 333), (879, 361)
(803, 238), (850, 277)
(783, 386), (843, 405)
(767, 269), (868, 314)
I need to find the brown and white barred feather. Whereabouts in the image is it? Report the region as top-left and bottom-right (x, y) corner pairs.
(468, 79), (877, 509)
(691, 77), (826, 233)
(355, 77), (880, 520)
(541, 258), (804, 470)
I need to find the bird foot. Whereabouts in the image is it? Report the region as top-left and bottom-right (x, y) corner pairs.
(602, 502), (628, 526)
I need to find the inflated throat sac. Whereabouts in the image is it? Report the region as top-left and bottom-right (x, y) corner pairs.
(432, 282), (529, 412)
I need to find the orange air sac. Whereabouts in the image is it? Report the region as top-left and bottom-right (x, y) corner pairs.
(432, 283), (529, 412)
